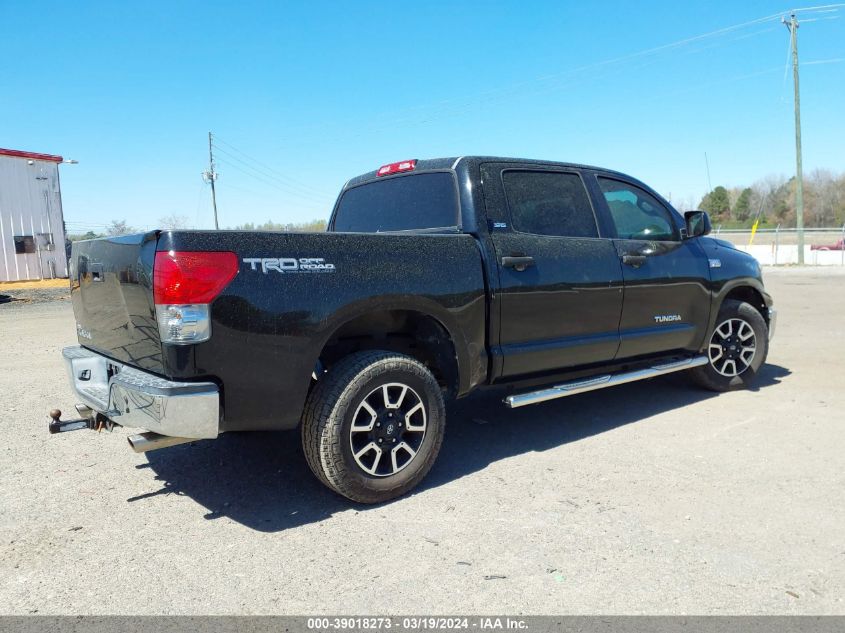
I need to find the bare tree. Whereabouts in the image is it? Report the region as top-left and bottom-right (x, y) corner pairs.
(106, 220), (135, 236)
(806, 169), (843, 227)
(159, 214), (190, 229)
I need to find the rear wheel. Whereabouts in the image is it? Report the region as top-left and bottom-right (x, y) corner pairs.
(301, 351), (445, 503)
(690, 299), (769, 392)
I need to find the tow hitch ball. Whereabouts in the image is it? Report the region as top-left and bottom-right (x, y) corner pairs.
(47, 405), (112, 434)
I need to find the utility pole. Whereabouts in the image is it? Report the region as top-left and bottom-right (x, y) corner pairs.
(203, 131), (220, 229)
(704, 152), (713, 193)
(784, 13), (804, 264)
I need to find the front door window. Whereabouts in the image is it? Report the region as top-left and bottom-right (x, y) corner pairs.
(597, 178), (677, 241)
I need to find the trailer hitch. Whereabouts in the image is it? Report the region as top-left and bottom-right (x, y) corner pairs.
(48, 406), (114, 434)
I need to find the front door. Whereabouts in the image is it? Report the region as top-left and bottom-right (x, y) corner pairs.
(481, 163), (624, 378)
(590, 174), (711, 359)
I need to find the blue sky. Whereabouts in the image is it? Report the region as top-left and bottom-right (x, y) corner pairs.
(2, 1), (843, 232)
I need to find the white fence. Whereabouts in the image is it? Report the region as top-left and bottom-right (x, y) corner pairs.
(713, 226), (845, 266)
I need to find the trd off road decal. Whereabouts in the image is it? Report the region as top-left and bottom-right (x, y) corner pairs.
(243, 257), (336, 273)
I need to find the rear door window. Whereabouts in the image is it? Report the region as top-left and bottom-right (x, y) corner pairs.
(502, 171), (599, 238)
(333, 172), (458, 232)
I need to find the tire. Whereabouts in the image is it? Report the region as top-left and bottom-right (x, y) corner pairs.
(301, 350), (446, 504)
(689, 299), (769, 392)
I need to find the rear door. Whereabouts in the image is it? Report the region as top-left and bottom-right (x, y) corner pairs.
(588, 173), (711, 359)
(481, 163), (624, 378)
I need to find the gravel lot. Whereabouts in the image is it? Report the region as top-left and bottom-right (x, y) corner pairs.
(0, 267), (843, 615)
(0, 287), (69, 306)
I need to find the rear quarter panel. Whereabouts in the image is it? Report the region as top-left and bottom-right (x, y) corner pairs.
(157, 230), (487, 431)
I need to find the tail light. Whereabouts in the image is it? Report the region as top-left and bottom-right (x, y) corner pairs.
(153, 251), (238, 344)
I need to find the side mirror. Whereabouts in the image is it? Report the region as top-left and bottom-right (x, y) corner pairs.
(684, 210), (711, 238)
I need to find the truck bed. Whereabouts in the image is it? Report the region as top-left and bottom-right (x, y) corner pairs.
(69, 230), (488, 431)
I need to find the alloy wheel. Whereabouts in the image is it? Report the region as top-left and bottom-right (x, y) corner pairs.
(349, 382), (427, 477)
(708, 318), (757, 377)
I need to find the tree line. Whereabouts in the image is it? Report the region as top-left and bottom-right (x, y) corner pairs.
(228, 219), (327, 232)
(67, 216), (327, 240)
(66, 168), (845, 240)
(681, 169), (845, 229)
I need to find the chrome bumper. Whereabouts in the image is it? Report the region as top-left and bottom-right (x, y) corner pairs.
(768, 308), (777, 341)
(62, 346), (219, 439)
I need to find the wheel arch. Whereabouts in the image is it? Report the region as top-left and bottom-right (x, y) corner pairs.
(311, 301), (470, 398)
(721, 284), (770, 324)
(705, 279), (771, 346)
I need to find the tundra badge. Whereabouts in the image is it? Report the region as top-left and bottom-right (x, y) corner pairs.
(653, 314), (682, 323)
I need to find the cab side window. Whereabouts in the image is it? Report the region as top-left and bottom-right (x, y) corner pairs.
(502, 170), (599, 238)
(597, 178), (677, 241)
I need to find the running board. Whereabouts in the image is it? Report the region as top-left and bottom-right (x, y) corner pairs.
(503, 356), (708, 409)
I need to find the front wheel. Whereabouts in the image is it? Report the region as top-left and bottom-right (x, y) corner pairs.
(690, 299), (769, 392)
(301, 351), (445, 504)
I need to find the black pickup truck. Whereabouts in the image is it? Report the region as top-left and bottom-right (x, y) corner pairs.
(59, 156), (776, 503)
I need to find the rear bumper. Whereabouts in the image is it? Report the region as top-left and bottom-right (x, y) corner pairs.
(62, 346), (219, 439)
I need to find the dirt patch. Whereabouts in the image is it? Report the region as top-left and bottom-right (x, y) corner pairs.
(0, 278), (69, 291)
(0, 287), (70, 306)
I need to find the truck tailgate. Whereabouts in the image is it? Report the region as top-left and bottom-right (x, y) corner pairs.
(69, 231), (164, 372)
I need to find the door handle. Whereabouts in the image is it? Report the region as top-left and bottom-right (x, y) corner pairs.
(622, 254), (647, 268)
(501, 256), (535, 272)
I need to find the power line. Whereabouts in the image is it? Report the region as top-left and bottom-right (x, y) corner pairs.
(204, 4), (841, 201)
(802, 56), (845, 64)
(214, 156), (332, 204)
(211, 142), (334, 202)
(264, 8), (826, 145)
(325, 4), (842, 151)
(214, 156), (333, 207)
(218, 181), (265, 197)
(196, 4), (840, 226)
(288, 5), (843, 146)
(212, 136), (330, 197)
(302, 18), (797, 143)
(789, 3), (845, 13)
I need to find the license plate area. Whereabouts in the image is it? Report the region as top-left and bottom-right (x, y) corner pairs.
(65, 351), (111, 411)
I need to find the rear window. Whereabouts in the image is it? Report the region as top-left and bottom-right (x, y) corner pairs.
(333, 172), (458, 232)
